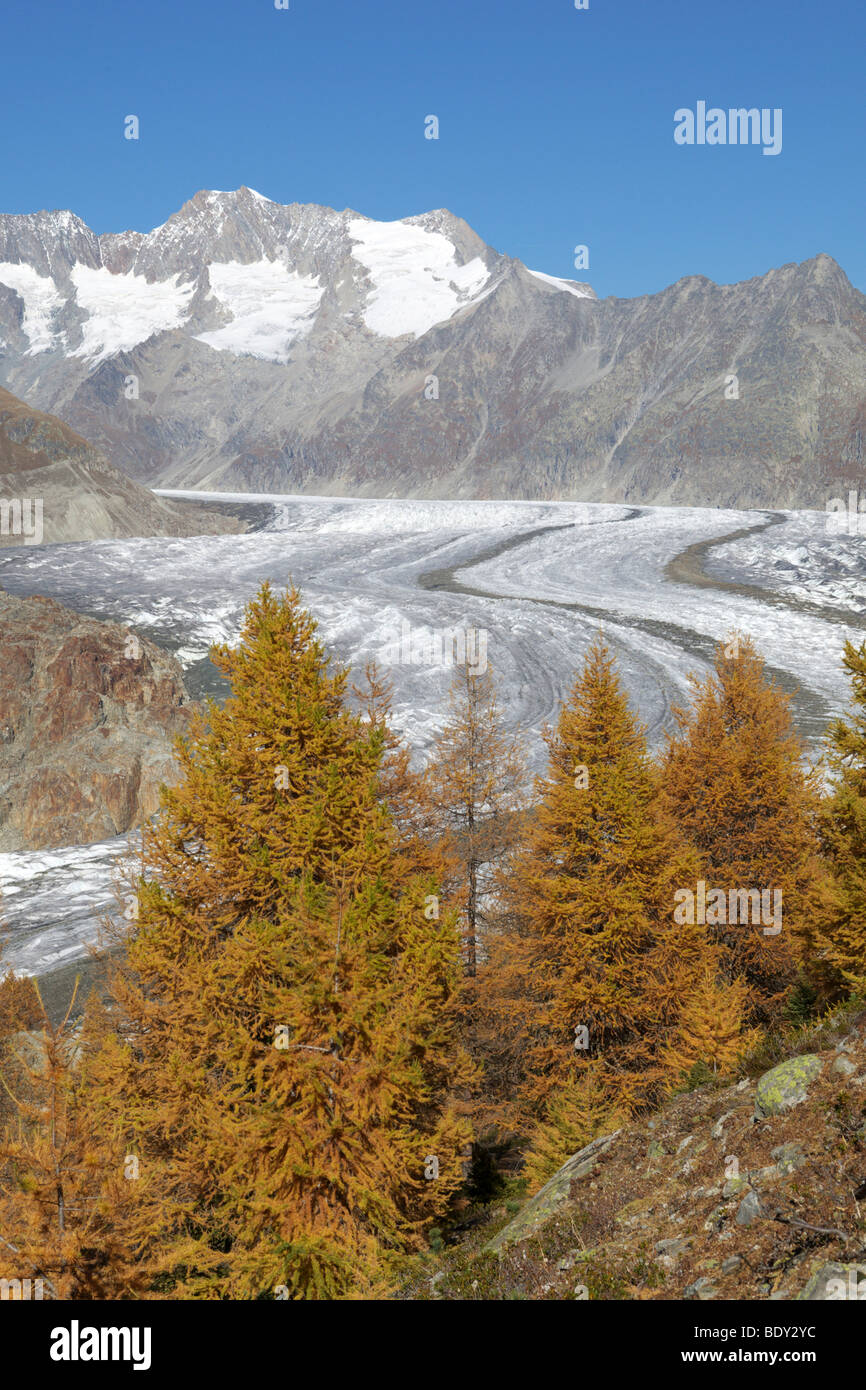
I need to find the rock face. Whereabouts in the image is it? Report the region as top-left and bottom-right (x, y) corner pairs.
(0, 188), (864, 508)
(0, 591), (191, 850)
(0, 386), (242, 546)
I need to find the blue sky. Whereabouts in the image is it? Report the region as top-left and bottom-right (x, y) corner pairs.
(3, 0), (863, 298)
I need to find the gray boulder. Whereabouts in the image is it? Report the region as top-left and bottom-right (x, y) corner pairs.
(754, 1055), (823, 1118)
(484, 1131), (620, 1253)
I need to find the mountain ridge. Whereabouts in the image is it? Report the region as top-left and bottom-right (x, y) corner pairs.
(0, 189), (863, 507)
(0, 385), (243, 544)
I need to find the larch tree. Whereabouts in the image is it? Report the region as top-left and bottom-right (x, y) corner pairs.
(0, 965), (41, 1133)
(351, 660), (446, 886)
(481, 636), (724, 1153)
(657, 634), (824, 1025)
(810, 639), (866, 999)
(421, 660), (526, 977)
(522, 1061), (625, 1191)
(0, 976), (143, 1300)
(84, 584), (473, 1299)
(660, 966), (758, 1087)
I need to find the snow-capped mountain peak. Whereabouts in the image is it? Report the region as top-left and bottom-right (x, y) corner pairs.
(11, 191), (859, 514)
(0, 190), (539, 368)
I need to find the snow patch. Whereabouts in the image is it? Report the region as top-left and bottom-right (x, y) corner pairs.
(195, 260), (324, 363)
(0, 263), (64, 353)
(348, 217), (490, 338)
(71, 264), (195, 365)
(527, 269), (593, 299)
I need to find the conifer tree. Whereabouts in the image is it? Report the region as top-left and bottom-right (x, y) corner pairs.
(421, 661), (525, 976)
(0, 978), (142, 1299)
(85, 584), (473, 1298)
(481, 637), (719, 1140)
(352, 660), (445, 885)
(660, 967), (758, 1086)
(522, 1061), (625, 1192)
(658, 635), (823, 1023)
(810, 639), (866, 998)
(0, 967), (41, 1132)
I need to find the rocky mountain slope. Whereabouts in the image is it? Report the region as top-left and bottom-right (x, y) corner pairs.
(1, 188), (862, 507)
(413, 1011), (866, 1301)
(0, 592), (191, 850)
(0, 386), (242, 545)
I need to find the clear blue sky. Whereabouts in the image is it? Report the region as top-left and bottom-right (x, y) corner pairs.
(3, 0), (863, 298)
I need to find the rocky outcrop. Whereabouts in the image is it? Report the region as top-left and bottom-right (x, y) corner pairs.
(485, 1132), (621, 1253)
(0, 386), (243, 546)
(0, 591), (191, 850)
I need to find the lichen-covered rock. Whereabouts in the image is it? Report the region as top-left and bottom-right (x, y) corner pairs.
(722, 1176), (748, 1197)
(754, 1055), (823, 1118)
(684, 1275), (718, 1300)
(484, 1131), (620, 1252)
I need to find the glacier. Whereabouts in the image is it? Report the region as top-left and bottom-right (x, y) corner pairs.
(0, 494), (861, 984)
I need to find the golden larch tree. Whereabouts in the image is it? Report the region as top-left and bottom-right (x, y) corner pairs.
(658, 634), (824, 1024)
(660, 966), (758, 1087)
(480, 637), (722, 1150)
(810, 639), (866, 999)
(0, 975), (143, 1300)
(84, 584), (474, 1299)
(421, 661), (526, 977)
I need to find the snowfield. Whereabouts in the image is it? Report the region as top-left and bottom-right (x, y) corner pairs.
(526, 268), (594, 298)
(70, 264), (196, 365)
(0, 262), (64, 354)
(347, 218), (491, 338)
(195, 260), (324, 362)
(0, 495), (863, 980)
